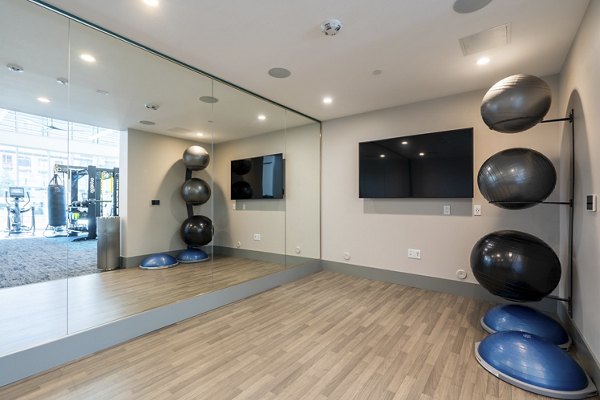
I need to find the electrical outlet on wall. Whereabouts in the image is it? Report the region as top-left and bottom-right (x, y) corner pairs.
(473, 204), (482, 216)
(443, 205), (451, 215)
(408, 248), (421, 259)
(253, 233), (261, 241)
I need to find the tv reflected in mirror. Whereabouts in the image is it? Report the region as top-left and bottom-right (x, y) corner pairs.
(359, 128), (473, 198)
(231, 153), (284, 199)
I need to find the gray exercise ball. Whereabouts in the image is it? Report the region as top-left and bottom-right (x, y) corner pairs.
(481, 74), (551, 133)
(183, 145), (210, 171)
(181, 178), (211, 205)
(180, 215), (213, 247)
(478, 148), (556, 209)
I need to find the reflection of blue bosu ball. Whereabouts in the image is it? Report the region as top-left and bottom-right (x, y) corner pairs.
(232, 181), (253, 199)
(180, 215), (213, 247)
(139, 253), (179, 269)
(481, 304), (570, 349)
(475, 331), (596, 398)
(182, 145), (210, 171)
(478, 148), (556, 210)
(181, 178), (211, 205)
(231, 159), (252, 176)
(177, 248), (209, 263)
(470, 230), (561, 302)
(481, 74), (551, 133)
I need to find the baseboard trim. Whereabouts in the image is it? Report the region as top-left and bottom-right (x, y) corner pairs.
(0, 260), (322, 388)
(321, 260), (557, 313)
(557, 304), (600, 387)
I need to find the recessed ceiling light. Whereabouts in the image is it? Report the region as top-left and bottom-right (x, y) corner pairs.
(37, 97), (50, 103)
(453, 0), (492, 14)
(196, 132), (204, 137)
(401, 141), (408, 145)
(139, 120), (156, 125)
(372, 69), (382, 76)
(419, 152), (425, 156)
(268, 67), (291, 78)
(257, 114), (266, 121)
(7, 64), (24, 72)
(199, 96), (219, 104)
(145, 103), (160, 110)
(56, 77), (68, 85)
(379, 154), (386, 158)
(477, 56), (490, 66)
(143, 0), (159, 6)
(323, 96), (333, 104)
(80, 53), (96, 63)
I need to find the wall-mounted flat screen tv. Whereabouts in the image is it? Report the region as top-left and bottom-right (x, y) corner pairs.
(359, 128), (473, 198)
(231, 153), (284, 200)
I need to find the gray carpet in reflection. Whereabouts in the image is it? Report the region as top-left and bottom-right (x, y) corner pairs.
(0, 237), (98, 288)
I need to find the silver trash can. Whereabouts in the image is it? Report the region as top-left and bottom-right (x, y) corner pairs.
(97, 216), (120, 271)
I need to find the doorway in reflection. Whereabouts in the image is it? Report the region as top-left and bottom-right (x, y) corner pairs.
(0, 107), (120, 289)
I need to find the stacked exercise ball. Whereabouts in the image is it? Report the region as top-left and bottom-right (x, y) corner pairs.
(481, 74), (551, 133)
(478, 148), (556, 209)
(178, 145), (212, 263)
(471, 75), (596, 398)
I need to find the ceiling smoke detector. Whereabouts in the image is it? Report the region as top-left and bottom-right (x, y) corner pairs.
(320, 19), (342, 36)
(145, 103), (160, 110)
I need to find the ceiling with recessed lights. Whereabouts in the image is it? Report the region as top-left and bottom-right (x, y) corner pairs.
(36, 0), (589, 122)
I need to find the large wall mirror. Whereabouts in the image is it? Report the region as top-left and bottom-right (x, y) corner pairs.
(0, 0), (320, 357)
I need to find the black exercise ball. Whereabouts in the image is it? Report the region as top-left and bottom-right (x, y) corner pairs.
(470, 230), (561, 302)
(182, 145), (210, 171)
(481, 74), (551, 133)
(181, 178), (211, 205)
(478, 148), (556, 209)
(180, 215), (213, 246)
(232, 159), (252, 176)
(232, 181), (253, 199)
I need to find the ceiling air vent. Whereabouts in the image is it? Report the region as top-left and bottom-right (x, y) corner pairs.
(459, 24), (510, 56)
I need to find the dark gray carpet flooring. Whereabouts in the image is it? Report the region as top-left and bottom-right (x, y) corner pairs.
(0, 237), (98, 288)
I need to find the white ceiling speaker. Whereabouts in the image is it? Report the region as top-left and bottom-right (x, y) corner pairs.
(320, 19), (342, 36)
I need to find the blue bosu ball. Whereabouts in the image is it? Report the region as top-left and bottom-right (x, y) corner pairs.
(177, 248), (209, 263)
(139, 253), (179, 269)
(475, 331), (596, 398)
(481, 304), (570, 349)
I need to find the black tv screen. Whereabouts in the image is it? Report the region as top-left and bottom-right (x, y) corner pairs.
(359, 128), (473, 198)
(231, 153), (284, 200)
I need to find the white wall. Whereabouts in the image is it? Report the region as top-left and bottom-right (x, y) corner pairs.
(213, 123), (321, 259)
(321, 78), (562, 284)
(121, 128), (212, 257)
(558, 0), (600, 363)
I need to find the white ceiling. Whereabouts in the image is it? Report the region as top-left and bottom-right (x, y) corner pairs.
(41, 0), (589, 121)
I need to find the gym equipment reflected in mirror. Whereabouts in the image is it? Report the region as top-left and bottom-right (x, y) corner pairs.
(0, 0), (320, 357)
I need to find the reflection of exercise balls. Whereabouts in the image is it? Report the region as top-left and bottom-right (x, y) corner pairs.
(232, 181), (253, 199)
(180, 215), (213, 246)
(181, 178), (211, 205)
(232, 159), (252, 175)
(481, 74), (551, 133)
(139, 253), (179, 269)
(470, 230), (561, 302)
(183, 145), (210, 171)
(478, 148), (556, 209)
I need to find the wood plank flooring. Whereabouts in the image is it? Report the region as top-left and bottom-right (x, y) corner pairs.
(0, 256), (284, 356)
(2, 271), (593, 400)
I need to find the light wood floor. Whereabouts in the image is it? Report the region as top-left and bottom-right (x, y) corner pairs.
(2, 271), (594, 400)
(0, 256), (285, 356)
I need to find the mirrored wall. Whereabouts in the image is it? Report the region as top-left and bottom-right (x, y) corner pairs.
(0, 0), (320, 356)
